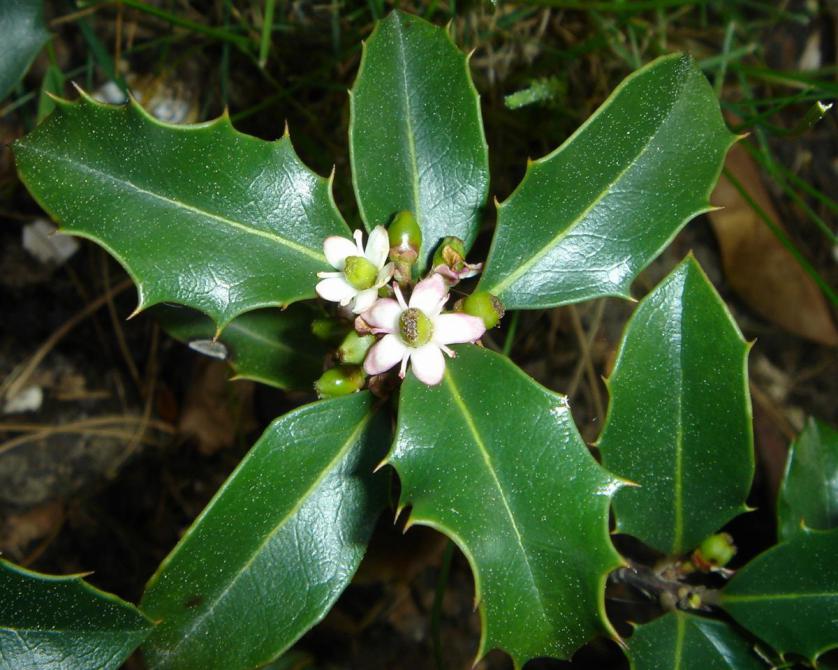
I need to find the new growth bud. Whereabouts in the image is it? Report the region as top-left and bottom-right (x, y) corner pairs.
(462, 291), (505, 329)
(388, 210), (422, 264)
(314, 365), (365, 399)
(338, 331), (375, 365)
(432, 236), (467, 271)
(432, 237), (483, 285)
(311, 318), (348, 344)
(692, 533), (736, 571)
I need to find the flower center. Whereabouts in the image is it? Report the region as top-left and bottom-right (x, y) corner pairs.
(343, 255), (378, 290)
(399, 308), (433, 347)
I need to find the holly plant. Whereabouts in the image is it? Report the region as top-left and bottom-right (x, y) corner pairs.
(4, 10), (837, 670)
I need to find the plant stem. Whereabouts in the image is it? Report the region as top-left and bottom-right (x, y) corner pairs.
(502, 311), (520, 357)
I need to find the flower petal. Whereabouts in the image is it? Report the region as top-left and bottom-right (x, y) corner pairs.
(362, 298), (401, 332)
(324, 236), (358, 270)
(432, 313), (486, 345)
(376, 262), (395, 286)
(364, 334), (406, 376)
(365, 226), (390, 268)
(352, 288), (379, 314)
(410, 344), (446, 386)
(316, 276), (357, 304)
(409, 274), (448, 314)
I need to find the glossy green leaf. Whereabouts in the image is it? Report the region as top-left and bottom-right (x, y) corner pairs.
(777, 417), (838, 542)
(598, 256), (753, 556)
(153, 303), (327, 390)
(390, 345), (623, 666)
(479, 54), (736, 309)
(721, 527), (838, 663)
(140, 392), (388, 670)
(349, 11), (489, 270)
(14, 93), (349, 329)
(0, 0), (50, 101)
(627, 612), (765, 670)
(0, 559), (152, 670)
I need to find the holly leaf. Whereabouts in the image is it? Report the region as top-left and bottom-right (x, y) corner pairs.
(350, 11), (489, 270)
(389, 345), (623, 666)
(777, 417), (838, 542)
(598, 256), (753, 556)
(0, 0), (50, 101)
(479, 54), (736, 309)
(0, 558), (152, 670)
(14, 93), (349, 329)
(627, 612), (766, 670)
(721, 527), (838, 663)
(140, 393), (389, 670)
(153, 303), (327, 390)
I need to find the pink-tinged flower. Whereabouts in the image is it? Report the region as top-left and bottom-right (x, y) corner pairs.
(316, 227), (394, 314)
(362, 274), (486, 386)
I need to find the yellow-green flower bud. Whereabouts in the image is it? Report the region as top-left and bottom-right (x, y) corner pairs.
(338, 331), (375, 365)
(388, 211), (422, 263)
(432, 236), (467, 271)
(399, 308), (433, 347)
(693, 533), (736, 570)
(462, 291), (505, 329)
(343, 255), (379, 290)
(314, 365), (365, 399)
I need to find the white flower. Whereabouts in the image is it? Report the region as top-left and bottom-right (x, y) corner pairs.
(316, 226), (394, 314)
(362, 274), (486, 386)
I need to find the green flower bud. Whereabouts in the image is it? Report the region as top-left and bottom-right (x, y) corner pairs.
(314, 365), (365, 399)
(343, 255), (379, 290)
(338, 331), (375, 365)
(693, 533), (736, 570)
(311, 318), (348, 344)
(399, 308), (433, 347)
(432, 236), (467, 271)
(388, 211), (422, 263)
(462, 291), (505, 329)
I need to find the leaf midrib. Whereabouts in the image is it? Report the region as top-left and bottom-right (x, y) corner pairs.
(486, 67), (690, 298)
(443, 370), (550, 623)
(393, 17), (422, 232)
(20, 143), (327, 264)
(155, 409), (373, 661)
(672, 278), (687, 555)
(723, 591), (838, 603)
(227, 321), (319, 362)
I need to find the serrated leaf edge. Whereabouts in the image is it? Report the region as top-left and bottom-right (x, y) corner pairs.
(481, 54), (739, 309)
(141, 393), (377, 668)
(0, 558), (154, 634)
(14, 89), (348, 333)
(597, 253), (753, 555)
(385, 349), (626, 668)
(720, 527), (838, 664)
(348, 10), (489, 266)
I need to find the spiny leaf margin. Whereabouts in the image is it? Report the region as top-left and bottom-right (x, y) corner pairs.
(597, 254), (754, 556)
(349, 10), (490, 271)
(388, 345), (625, 668)
(479, 53), (738, 309)
(14, 89), (349, 331)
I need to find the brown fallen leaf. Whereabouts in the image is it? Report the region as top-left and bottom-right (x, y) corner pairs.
(178, 359), (255, 455)
(709, 143), (838, 346)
